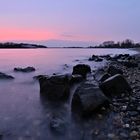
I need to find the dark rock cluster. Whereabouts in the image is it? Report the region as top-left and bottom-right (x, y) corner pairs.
(38, 53), (140, 139)
(14, 66), (36, 72)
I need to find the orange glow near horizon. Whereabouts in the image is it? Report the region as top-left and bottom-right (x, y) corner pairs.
(0, 27), (56, 41)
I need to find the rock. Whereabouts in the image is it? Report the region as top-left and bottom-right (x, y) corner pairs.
(129, 111), (139, 117)
(71, 83), (109, 116)
(93, 57), (103, 62)
(89, 55), (103, 62)
(121, 106), (127, 111)
(94, 68), (110, 82)
(107, 65), (123, 76)
(119, 132), (129, 138)
(70, 74), (84, 84)
(100, 73), (111, 83)
(123, 124), (130, 128)
(112, 54), (130, 61)
(39, 74), (70, 101)
(100, 74), (131, 97)
(0, 72), (14, 79)
(107, 133), (116, 139)
(119, 60), (138, 68)
(33, 75), (48, 80)
(72, 64), (91, 78)
(14, 66), (36, 72)
(100, 55), (112, 60)
(130, 131), (138, 138)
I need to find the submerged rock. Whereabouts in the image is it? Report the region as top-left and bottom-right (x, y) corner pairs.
(72, 83), (109, 116)
(14, 66), (36, 72)
(39, 74), (71, 101)
(100, 74), (131, 97)
(72, 64), (91, 78)
(0, 72), (14, 79)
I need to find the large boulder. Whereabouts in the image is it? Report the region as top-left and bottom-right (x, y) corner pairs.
(39, 75), (71, 101)
(72, 64), (91, 78)
(107, 65), (123, 76)
(71, 83), (109, 116)
(14, 66), (36, 72)
(100, 74), (131, 97)
(0, 72), (14, 79)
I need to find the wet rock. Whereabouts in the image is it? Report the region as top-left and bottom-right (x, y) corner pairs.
(100, 73), (111, 83)
(112, 54), (130, 61)
(107, 65), (123, 76)
(72, 64), (91, 78)
(89, 55), (103, 62)
(14, 66), (36, 72)
(0, 72), (14, 79)
(33, 75), (48, 80)
(100, 55), (112, 60)
(39, 74), (70, 101)
(70, 74), (84, 84)
(100, 74), (131, 97)
(93, 68), (110, 82)
(72, 83), (109, 116)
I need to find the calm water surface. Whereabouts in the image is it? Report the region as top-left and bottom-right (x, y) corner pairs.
(0, 48), (138, 140)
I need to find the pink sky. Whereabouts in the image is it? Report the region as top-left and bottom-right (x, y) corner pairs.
(0, 27), (55, 41)
(0, 0), (140, 43)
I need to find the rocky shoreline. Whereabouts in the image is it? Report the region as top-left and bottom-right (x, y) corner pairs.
(38, 53), (140, 140)
(0, 51), (139, 140)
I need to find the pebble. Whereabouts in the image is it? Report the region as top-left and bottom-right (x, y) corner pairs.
(107, 133), (116, 139)
(121, 106), (127, 111)
(130, 131), (138, 138)
(120, 132), (128, 138)
(129, 111), (139, 116)
(123, 123), (130, 128)
(98, 114), (103, 119)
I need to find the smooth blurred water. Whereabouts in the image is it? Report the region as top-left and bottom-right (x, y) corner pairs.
(0, 48), (138, 140)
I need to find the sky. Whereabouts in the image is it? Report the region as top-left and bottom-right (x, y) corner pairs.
(0, 0), (140, 45)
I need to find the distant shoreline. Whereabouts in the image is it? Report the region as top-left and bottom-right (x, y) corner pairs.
(0, 40), (140, 49)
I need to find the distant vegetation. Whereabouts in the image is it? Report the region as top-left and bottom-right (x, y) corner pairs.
(88, 39), (140, 48)
(0, 39), (140, 49)
(0, 42), (47, 48)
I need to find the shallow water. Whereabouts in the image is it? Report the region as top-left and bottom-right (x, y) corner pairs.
(0, 48), (138, 140)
